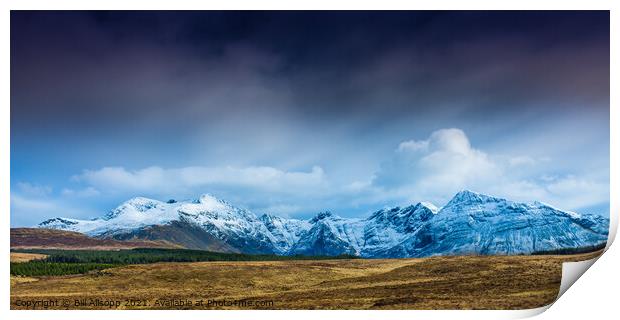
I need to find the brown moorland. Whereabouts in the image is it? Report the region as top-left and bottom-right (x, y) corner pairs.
(10, 251), (600, 310)
(11, 228), (178, 250)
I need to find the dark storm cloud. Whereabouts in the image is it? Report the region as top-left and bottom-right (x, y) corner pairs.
(11, 11), (609, 133)
(10, 11), (610, 225)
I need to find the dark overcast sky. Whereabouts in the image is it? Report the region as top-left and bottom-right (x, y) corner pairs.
(10, 11), (610, 226)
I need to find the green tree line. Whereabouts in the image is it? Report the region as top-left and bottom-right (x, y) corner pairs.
(11, 248), (358, 276)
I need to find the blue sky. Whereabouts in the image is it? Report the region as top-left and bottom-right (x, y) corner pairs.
(10, 11), (610, 226)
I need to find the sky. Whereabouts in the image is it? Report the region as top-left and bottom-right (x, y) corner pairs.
(10, 11), (610, 226)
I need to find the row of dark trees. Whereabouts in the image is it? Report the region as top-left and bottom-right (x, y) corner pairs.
(10, 248), (358, 276)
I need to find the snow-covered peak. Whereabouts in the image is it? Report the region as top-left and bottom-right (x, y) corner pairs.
(368, 201), (438, 222)
(103, 197), (163, 220)
(38, 217), (80, 230)
(445, 190), (502, 207)
(196, 194), (230, 212)
(419, 201), (439, 214)
(124, 196), (160, 206)
(177, 194), (257, 223)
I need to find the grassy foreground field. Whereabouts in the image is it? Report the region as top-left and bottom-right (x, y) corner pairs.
(10, 251), (600, 310)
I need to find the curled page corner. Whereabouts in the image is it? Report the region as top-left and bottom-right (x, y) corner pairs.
(605, 211), (618, 250)
(511, 305), (552, 319)
(553, 200), (616, 307)
(557, 254), (601, 299)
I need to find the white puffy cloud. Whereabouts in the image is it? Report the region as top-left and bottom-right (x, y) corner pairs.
(73, 165), (327, 196)
(373, 128), (501, 204)
(372, 128), (608, 211)
(397, 139), (428, 152)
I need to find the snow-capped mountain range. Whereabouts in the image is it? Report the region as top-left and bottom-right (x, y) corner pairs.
(37, 191), (609, 257)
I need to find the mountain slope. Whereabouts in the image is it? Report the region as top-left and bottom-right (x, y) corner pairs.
(288, 212), (364, 256)
(393, 190), (609, 257)
(259, 214), (311, 252)
(361, 202), (438, 257)
(97, 221), (239, 252)
(39, 194), (284, 254)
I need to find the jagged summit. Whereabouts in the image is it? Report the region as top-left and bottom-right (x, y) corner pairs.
(310, 211), (336, 222)
(39, 217), (79, 229)
(259, 213), (277, 221)
(103, 196), (163, 220)
(446, 189), (501, 206)
(197, 193), (230, 207)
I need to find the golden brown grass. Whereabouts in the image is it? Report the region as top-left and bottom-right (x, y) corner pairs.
(10, 252), (48, 263)
(10, 251), (601, 310)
